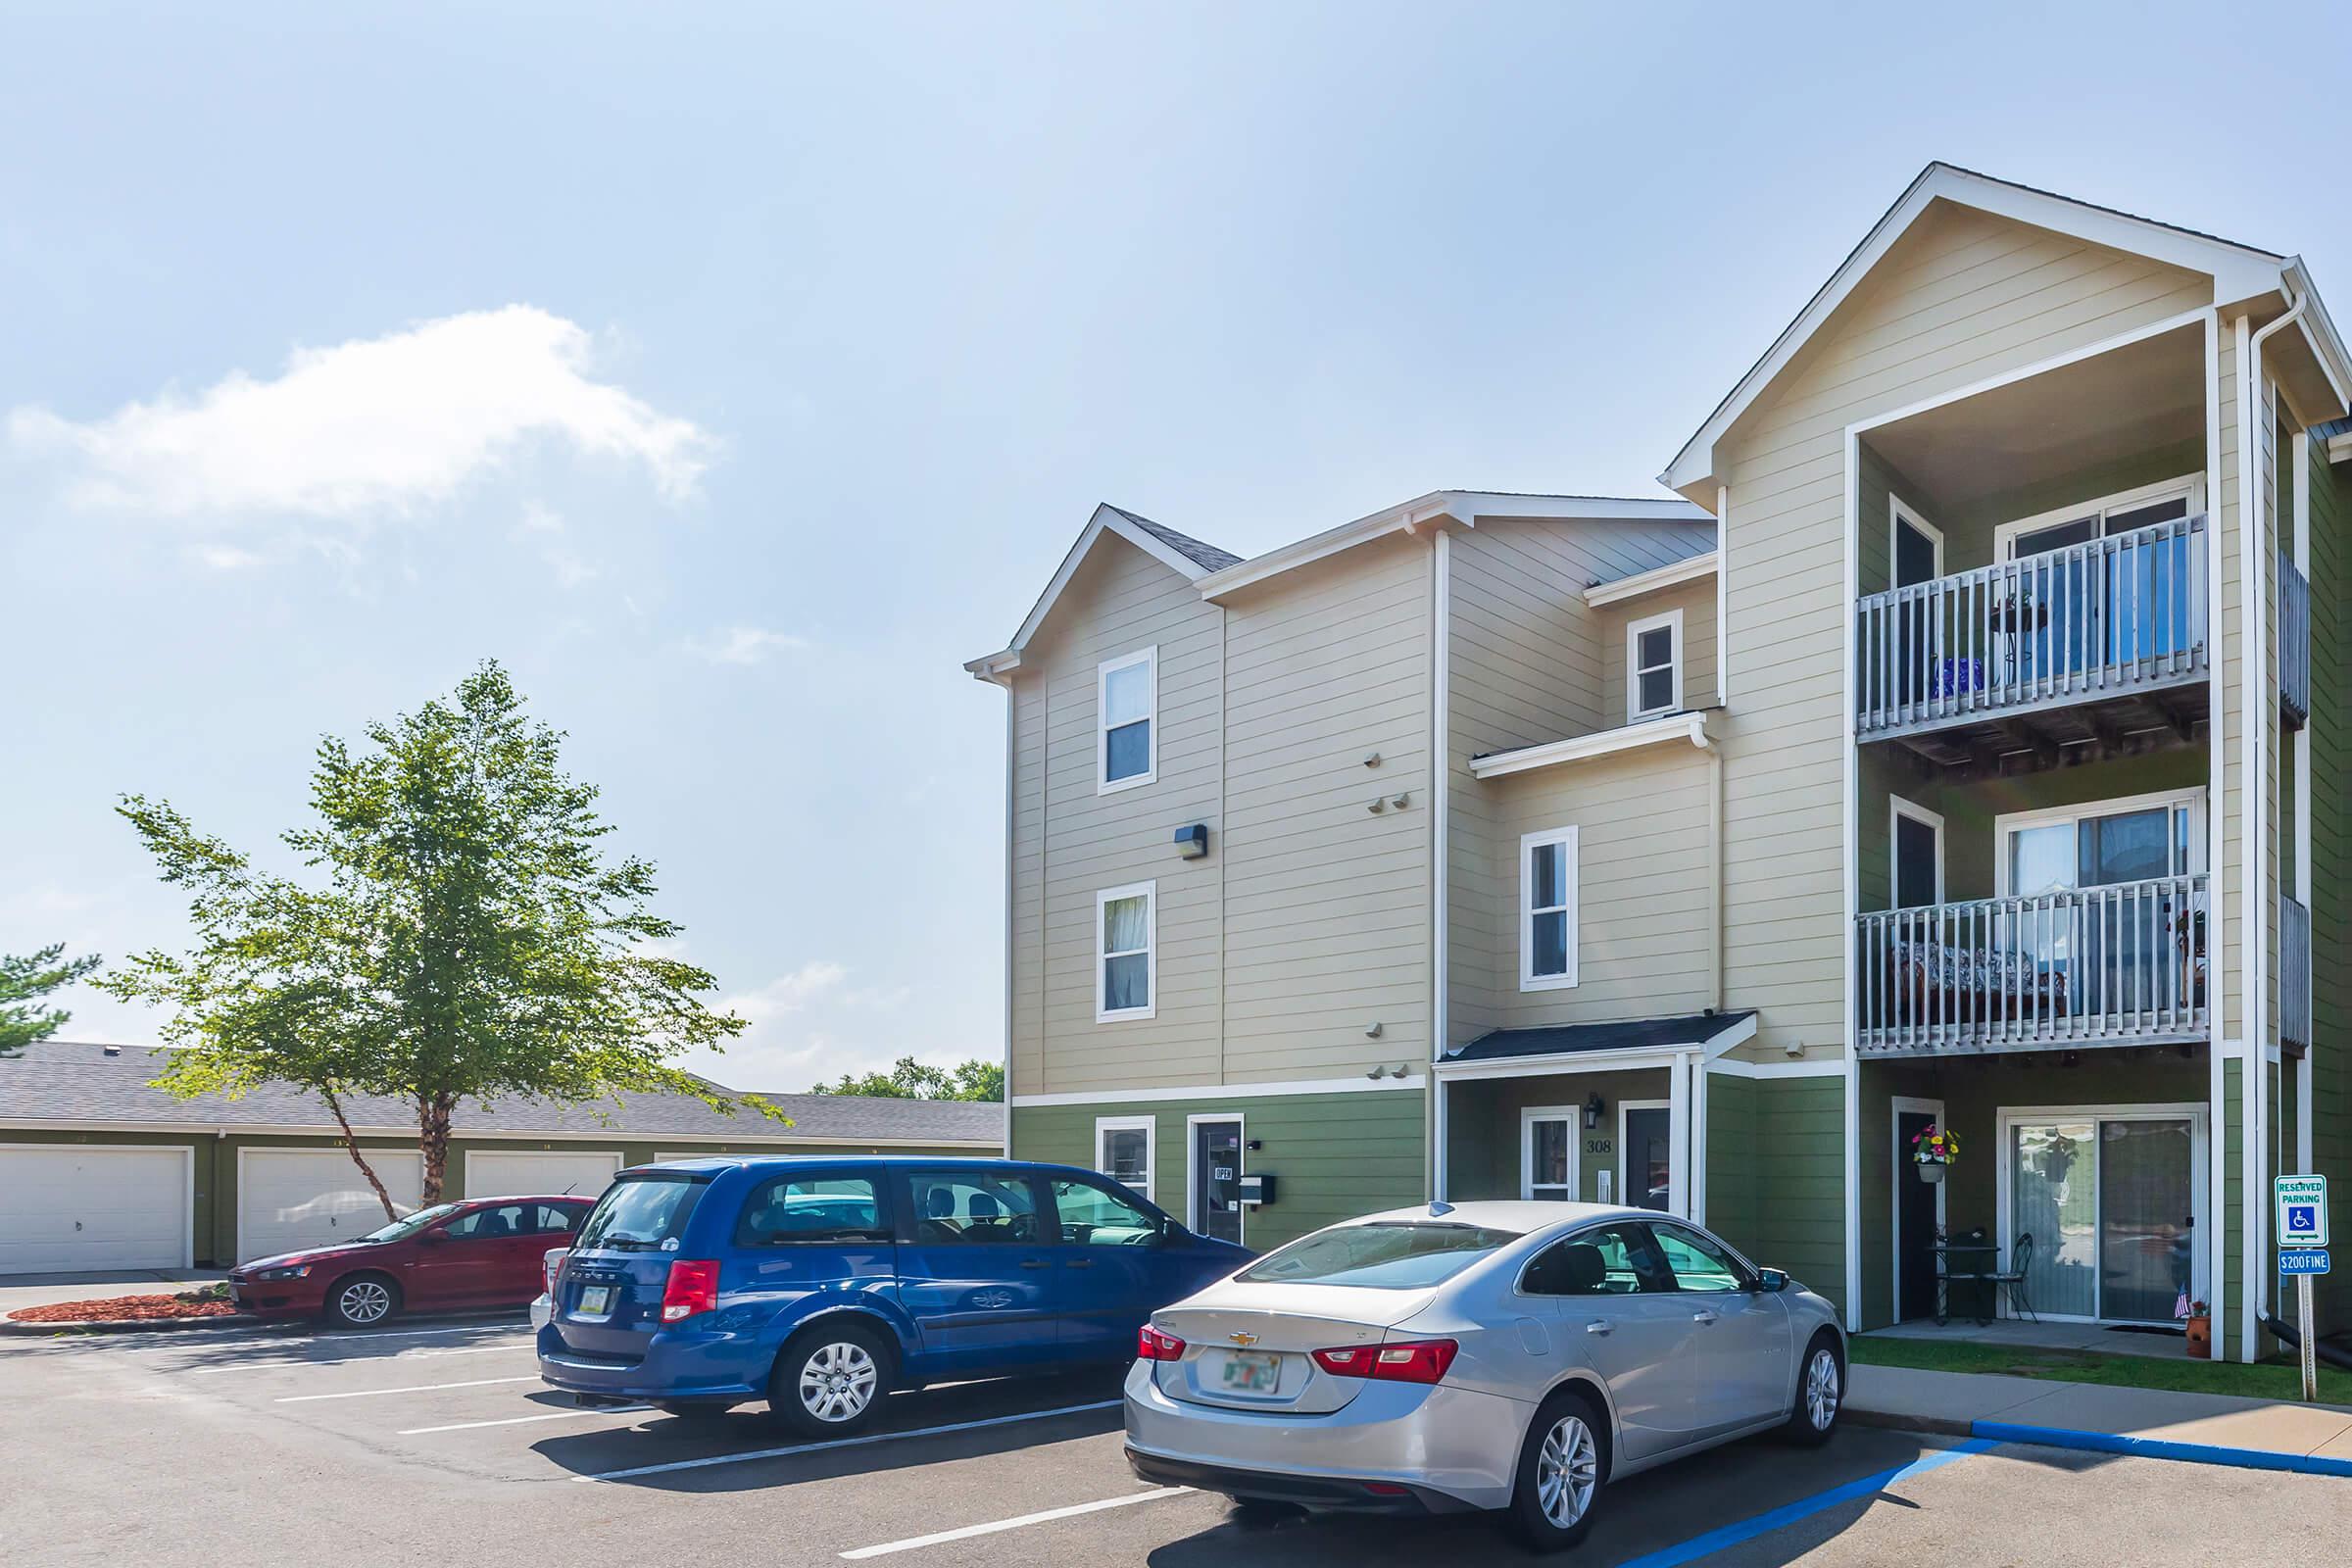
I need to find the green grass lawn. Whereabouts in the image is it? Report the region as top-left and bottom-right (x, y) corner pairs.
(1849, 1333), (2352, 1405)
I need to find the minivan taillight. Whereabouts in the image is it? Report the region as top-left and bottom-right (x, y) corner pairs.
(1137, 1324), (1187, 1361)
(1312, 1338), (1457, 1385)
(542, 1248), (568, 1299)
(660, 1259), (719, 1323)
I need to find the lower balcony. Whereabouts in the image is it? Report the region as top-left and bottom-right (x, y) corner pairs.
(1857, 875), (2207, 1056)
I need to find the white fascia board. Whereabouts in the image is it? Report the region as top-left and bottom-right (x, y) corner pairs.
(1196, 491), (1707, 603)
(1661, 162), (2295, 494)
(1697, 1011), (1760, 1058)
(1584, 551), (1718, 608)
(2330, 431), (2352, 466)
(0, 1116), (999, 1149)
(1009, 1074), (1425, 1108)
(964, 503), (1212, 680)
(1469, 711), (1711, 780)
(2282, 257), (2352, 412)
(1433, 1044), (1688, 1081)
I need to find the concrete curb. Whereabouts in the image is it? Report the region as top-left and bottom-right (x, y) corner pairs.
(1846, 1404), (2352, 1478)
(0, 1312), (262, 1339)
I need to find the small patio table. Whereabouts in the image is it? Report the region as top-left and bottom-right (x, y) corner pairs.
(1930, 1241), (1999, 1326)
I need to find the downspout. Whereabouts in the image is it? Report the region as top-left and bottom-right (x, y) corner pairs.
(1430, 526), (1451, 1201)
(2292, 430), (2314, 1175)
(2242, 283), (2306, 1357)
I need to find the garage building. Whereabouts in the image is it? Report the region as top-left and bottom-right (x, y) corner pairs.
(0, 1041), (1004, 1272)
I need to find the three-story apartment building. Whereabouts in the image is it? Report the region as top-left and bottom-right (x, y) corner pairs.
(967, 165), (2352, 1363)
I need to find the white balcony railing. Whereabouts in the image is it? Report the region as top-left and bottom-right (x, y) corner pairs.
(1857, 875), (2208, 1055)
(2280, 547), (2311, 729)
(1856, 515), (2207, 740)
(2281, 893), (2312, 1051)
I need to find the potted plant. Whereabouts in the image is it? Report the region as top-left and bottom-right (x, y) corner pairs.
(2182, 1298), (2212, 1360)
(1911, 1124), (1959, 1183)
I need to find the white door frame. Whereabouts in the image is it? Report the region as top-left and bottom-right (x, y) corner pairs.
(1889, 497), (1944, 582)
(1889, 796), (1946, 906)
(1185, 1113), (1245, 1244)
(1991, 473), (2207, 560)
(1519, 1105), (1581, 1200)
(0, 1143), (195, 1273)
(1993, 1102), (2209, 1324)
(1617, 1100), (1672, 1212)
(1889, 1096), (1947, 1321)
(1992, 786), (2209, 896)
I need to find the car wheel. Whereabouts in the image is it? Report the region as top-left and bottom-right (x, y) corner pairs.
(1782, 1332), (1843, 1446)
(768, 1320), (893, 1438)
(1505, 1386), (1609, 1552)
(325, 1273), (401, 1330)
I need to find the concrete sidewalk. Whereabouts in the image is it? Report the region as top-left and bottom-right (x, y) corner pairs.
(0, 1267), (228, 1318)
(1848, 1361), (2352, 1474)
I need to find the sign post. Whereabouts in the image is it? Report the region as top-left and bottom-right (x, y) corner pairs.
(2277, 1175), (2329, 1403)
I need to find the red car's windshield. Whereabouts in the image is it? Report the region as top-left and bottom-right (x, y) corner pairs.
(357, 1202), (462, 1244)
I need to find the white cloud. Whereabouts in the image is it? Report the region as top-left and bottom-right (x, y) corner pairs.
(703, 961), (933, 1090)
(688, 626), (808, 665)
(191, 543), (267, 570)
(8, 306), (711, 520)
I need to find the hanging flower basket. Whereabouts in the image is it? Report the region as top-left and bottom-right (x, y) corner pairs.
(1912, 1125), (1959, 1183)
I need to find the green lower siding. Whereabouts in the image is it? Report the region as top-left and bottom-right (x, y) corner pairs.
(1010, 1089), (1426, 1251)
(1697, 1072), (1843, 1315)
(0, 1128), (985, 1266)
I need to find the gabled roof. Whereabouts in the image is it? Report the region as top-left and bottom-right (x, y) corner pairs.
(964, 502), (1238, 682)
(1661, 162), (2352, 496)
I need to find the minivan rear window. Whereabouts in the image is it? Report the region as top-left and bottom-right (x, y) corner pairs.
(1236, 1222), (1522, 1290)
(573, 1174), (706, 1252)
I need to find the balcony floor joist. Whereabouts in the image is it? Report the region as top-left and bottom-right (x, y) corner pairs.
(1867, 675), (2207, 779)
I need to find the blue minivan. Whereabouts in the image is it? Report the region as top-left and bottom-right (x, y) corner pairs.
(537, 1155), (1250, 1435)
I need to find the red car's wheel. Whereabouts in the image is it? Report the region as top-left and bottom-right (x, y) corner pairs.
(325, 1273), (401, 1329)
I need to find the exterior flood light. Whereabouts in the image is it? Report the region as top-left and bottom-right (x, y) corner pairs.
(1173, 823), (1208, 859)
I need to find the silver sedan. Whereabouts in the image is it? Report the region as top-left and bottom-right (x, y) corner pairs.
(1124, 1200), (1844, 1552)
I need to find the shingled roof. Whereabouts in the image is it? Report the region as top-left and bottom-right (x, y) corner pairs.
(0, 1041), (1002, 1145)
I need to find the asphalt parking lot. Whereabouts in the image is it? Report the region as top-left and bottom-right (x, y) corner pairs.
(5, 1316), (2349, 1567)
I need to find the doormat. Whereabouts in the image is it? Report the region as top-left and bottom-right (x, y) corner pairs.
(2105, 1324), (2187, 1339)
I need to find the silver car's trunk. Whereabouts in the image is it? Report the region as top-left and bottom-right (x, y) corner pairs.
(1150, 1284), (1439, 1414)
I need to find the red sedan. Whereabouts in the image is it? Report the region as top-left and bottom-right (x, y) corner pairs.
(228, 1196), (594, 1328)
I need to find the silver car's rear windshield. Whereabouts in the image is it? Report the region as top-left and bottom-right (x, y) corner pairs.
(1236, 1222), (1523, 1290)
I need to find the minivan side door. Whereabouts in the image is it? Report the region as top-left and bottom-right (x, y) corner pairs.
(726, 1165), (898, 1323)
(1520, 1222), (1707, 1463)
(890, 1168), (1062, 1374)
(1042, 1175), (1179, 1357)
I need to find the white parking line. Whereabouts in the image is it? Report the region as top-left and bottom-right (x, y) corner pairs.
(192, 1341), (532, 1375)
(840, 1488), (1193, 1559)
(275, 1375), (540, 1403)
(399, 1404), (650, 1436)
(573, 1399), (1124, 1483)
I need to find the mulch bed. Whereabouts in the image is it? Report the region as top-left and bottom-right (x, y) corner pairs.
(8, 1294), (241, 1324)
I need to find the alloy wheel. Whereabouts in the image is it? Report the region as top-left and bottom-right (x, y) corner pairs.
(798, 1341), (879, 1424)
(338, 1281), (391, 1325)
(1535, 1413), (1600, 1527)
(1805, 1347), (1840, 1430)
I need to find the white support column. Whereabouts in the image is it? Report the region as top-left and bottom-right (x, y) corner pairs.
(1430, 527), (1451, 1202)
(1669, 1052), (1694, 1220)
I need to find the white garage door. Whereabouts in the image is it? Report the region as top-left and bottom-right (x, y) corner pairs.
(238, 1149), (424, 1263)
(0, 1146), (190, 1275)
(464, 1150), (621, 1201)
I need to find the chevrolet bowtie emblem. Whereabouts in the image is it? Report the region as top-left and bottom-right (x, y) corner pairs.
(1227, 1332), (1259, 1347)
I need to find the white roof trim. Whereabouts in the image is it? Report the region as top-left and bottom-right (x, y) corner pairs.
(0, 1116), (1001, 1148)
(964, 504), (1216, 679)
(1433, 1012), (1754, 1083)
(1197, 491), (1707, 603)
(1584, 551), (1718, 607)
(1469, 711), (1711, 780)
(1661, 163), (2305, 494)
(2329, 431), (2352, 465)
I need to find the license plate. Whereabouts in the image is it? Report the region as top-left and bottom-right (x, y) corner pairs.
(1219, 1351), (1280, 1393)
(575, 1286), (612, 1315)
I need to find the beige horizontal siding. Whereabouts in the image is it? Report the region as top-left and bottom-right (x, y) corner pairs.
(1598, 577), (1718, 728)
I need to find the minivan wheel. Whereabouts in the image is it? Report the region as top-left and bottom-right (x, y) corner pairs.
(1782, 1333), (1843, 1446)
(1505, 1386), (1609, 1552)
(325, 1273), (400, 1330)
(768, 1321), (893, 1437)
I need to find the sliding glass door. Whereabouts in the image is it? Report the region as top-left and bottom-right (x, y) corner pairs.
(2004, 1109), (2201, 1324)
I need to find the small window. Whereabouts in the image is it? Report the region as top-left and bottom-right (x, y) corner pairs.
(903, 1170), (1045, 1246)
(1627, 609), (1682, 719)
(1096, 1116), (1154, 1195)
(1099, 648), (1157, 792)
(1097, 881), (1155, 1020)
(1521, 1224), (1673, 1297)
(440, 1204), (528, 1240)
(1520, 827), (1578, 991)
(1050, 1178), (1162, 1246)
(533, 1203), (582, 1234)
(1650, 1222), (1753, 1293)
(735, 1174), (885, 1245)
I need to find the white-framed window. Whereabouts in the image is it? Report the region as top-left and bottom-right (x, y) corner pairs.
(1626, 609), (1683, 720)
(1096, 880), (1156, 1021)
(1095, 1115), (1154, 1197)
(1098, 647), (1157, 793)
(1519, 827), (1579, 991)
(1992, 474), (2205, 562)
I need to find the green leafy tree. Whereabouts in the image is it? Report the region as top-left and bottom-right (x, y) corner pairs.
(811, 1054), (1003, 1102)
(1, 943), (102, 1057)
(103, 661), (774, 1218)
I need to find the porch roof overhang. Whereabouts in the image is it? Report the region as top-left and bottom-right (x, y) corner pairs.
(1436, 1010), (1757, 1081)
(1469, 710), (1712, 780)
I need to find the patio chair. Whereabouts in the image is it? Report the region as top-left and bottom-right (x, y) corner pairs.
(1987, 1233), (2037, 1323)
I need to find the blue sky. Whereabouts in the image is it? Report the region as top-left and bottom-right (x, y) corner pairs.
(6, 3), (2349, 1090)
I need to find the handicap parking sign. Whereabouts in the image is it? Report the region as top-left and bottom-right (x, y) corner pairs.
(2277, 1175), (2328, 1247)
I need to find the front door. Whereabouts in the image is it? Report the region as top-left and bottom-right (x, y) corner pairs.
(1522, 1110), (1576, 1201)
(1621, 1106), (1671, 1213)
(1190, 1120), (1244, 1246)
(1895, 1107), (1942, 1321)
(2006, 1114), (2199, 1323)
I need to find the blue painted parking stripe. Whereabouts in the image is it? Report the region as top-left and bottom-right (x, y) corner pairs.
(1613, 1438), (1998, 1568)
(1970, 1421), (2352, 1478)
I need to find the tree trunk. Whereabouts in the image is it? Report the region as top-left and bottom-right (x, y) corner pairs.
(417, 1092), (457, 1204)
(323, 1088), (400, 1223)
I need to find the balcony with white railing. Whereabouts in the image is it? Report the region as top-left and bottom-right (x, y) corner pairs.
(2279, 547), (2310, 730)
(1855, 515), (2208, 762)
(1856, 875), (2208, 1056)
(2281, 893), (2312, 1052)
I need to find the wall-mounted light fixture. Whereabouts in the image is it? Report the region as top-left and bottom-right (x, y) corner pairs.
(1390, 793), (1410, 810)
(1173, 824), (1209, 860)
(1582, 1091), (1605, 1132)
(1364, 1021), (1384, 1039)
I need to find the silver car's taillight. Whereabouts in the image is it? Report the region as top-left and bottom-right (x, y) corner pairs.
(542, 1247), (569, 1298)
